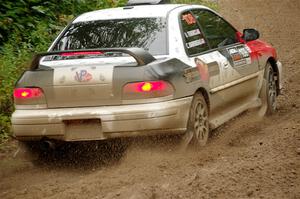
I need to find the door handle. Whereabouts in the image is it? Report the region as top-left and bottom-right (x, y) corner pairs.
(223, 62), (229, 69)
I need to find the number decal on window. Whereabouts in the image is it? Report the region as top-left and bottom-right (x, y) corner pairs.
(186, 39), (206, 48)
(182, 13), (196, 25)
(184, 29), (201, 38)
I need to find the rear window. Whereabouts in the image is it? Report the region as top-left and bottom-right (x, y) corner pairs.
(52, 18), (167, 56)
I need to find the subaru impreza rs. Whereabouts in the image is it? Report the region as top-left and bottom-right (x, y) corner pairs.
(12, 0), (282, 148)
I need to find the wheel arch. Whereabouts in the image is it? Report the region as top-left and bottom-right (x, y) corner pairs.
(195, 87), (210, 112)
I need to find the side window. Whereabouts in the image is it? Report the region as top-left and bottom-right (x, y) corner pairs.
(192, 10), (238, 49)
(180, 11), (209, 56)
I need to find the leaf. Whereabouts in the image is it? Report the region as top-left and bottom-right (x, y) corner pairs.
(31, 6), (47, 14)
(27, 22), (35, 28)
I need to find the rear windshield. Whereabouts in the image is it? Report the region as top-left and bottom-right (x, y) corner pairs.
(52, 18), (167, 56)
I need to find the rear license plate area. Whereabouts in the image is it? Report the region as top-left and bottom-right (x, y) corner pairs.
(63, 119), (102, 140)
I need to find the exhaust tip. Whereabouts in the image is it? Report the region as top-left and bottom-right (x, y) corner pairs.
(40, 140), (56, 150)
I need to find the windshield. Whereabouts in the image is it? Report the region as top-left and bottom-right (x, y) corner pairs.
(52, 18), (167, 56)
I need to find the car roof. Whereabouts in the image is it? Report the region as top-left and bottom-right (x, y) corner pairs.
(73, 4), (206, 23)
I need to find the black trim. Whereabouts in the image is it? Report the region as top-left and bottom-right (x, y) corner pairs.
(29, 48), (156, 70)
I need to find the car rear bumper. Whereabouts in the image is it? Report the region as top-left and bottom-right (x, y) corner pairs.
(12, 97), (192, 141)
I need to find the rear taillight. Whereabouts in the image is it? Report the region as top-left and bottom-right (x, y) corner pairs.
(123, 80), (174, 100)
(13, 88), (46, 107)
(14, 88), (43, 99)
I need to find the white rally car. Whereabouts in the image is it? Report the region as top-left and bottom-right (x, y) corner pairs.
(12, 0), (282, 149)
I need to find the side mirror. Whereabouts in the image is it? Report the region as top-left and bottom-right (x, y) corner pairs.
(242, 28), (260, 42)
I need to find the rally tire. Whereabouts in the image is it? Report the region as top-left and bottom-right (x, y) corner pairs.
(182, 92), (210, 148)
(262, 62), (277, 115)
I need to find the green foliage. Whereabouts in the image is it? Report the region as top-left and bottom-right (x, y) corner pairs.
(0, 22), (54, 119)
(0, 114), (10, 142)
(0, 0), (127, 46)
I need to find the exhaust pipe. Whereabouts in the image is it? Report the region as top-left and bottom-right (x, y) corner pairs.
(40, 140), (56, 150)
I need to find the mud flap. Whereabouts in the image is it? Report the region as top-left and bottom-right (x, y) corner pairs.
(180, 130), (194, 151)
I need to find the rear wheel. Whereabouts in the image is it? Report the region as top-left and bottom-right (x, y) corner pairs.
(182, 92), (209, 149)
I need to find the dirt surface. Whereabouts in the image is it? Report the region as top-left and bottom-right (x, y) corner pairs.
(1, 0), (300, 198)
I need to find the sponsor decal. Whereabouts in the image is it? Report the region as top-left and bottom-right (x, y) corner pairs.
(184, 29), (201, 38)
(74, 69), (92, 82)
(186, 38), (206, 48)
(182, 13), (196, 25)
(183, 67), (199, 83)
(227, 45), (251, 67)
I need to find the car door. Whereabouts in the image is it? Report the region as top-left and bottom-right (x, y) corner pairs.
(179, 10), (227, 118)
(179, 10), (226, 90)
(191, 9), (260, 111)
(178, 9), (260, 123)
